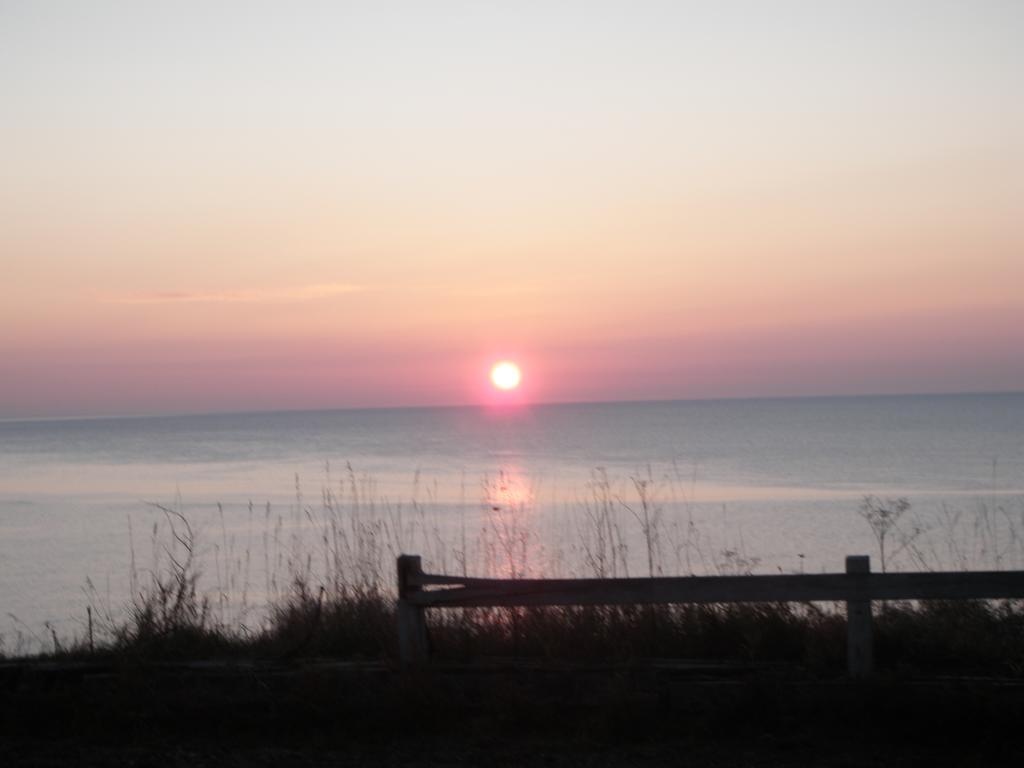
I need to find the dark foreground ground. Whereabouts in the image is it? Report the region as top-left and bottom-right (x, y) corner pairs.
(3, 659), (1023, 767)
(6, 738), (1015, 768)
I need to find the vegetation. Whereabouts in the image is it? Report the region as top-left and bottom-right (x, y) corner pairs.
(2, 469), (1022, 677)
(4, 479), (1024, 765)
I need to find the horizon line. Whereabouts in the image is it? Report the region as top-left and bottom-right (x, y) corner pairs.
(2, 388), (1023, 426)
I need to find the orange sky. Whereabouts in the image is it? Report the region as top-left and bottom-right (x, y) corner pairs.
(2, 2), (1023, 417)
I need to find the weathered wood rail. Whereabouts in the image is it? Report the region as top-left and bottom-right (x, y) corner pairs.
(397, 554), (1024, 676)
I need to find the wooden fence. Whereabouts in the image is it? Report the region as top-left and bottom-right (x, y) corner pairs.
(397, 554), (1024, 676)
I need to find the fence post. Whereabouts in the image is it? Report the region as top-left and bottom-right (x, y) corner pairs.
(397, 554), (429, 666)
(845, 555), (873, 678)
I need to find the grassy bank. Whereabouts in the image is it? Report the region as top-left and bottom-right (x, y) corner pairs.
(4, 486), (1024, 676)
(5, 489), (1024, 766)
(19, 578), (1024, 678)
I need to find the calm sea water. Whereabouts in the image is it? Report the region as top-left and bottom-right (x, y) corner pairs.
(2, 393), (1023, 644)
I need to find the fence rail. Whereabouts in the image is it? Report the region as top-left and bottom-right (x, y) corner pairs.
(397, 554), (1024, 677)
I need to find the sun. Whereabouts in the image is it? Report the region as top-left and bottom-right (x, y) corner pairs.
(490, 361), (522, 391)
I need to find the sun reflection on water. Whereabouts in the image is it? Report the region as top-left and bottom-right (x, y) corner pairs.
(480, 467), (538, 579)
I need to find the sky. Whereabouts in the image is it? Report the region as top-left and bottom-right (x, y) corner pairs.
(1, 1), (1022, 418)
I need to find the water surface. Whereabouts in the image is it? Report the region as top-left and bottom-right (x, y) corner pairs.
(2, 393), (1022, 644)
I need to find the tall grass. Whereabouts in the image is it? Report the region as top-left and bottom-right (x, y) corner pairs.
(9, 465), (1024, 673)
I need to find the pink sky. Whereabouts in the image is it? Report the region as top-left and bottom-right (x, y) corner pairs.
(2, 2), (1023, 418)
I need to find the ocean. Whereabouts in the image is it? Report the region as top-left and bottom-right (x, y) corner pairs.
(2, 393), (1023, 644)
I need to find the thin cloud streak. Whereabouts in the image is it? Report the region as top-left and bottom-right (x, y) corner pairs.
(110, 283), (367, 305)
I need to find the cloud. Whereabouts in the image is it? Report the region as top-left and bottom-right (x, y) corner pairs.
(111, 283), (366, 305)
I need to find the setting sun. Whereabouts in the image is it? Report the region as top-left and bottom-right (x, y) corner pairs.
(490, 361), (522, 391)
